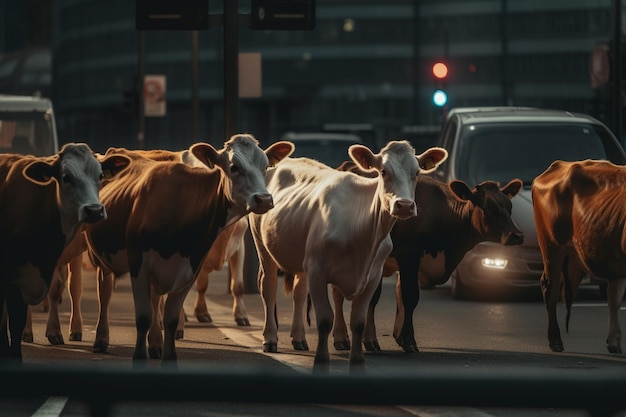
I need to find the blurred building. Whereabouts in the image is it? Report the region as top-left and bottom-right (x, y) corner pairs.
(0, 0), (619, 151)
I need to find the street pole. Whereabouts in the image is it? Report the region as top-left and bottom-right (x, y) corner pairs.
(612, 0), (623, 144)
(138, 31), (145, 149)
(191, 30), (199, 143)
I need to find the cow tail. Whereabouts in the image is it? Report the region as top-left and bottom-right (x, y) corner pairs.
(306, 293), (312, 326)
(563, 256), (573, 333)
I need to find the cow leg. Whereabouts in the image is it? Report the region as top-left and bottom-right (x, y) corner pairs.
(257, 244), (280, 353)
(229, 243), (249, 326)
(45, 265), (67, 345)
(308, 272), (333, 368)
(22, 307), (33, 343)
(193, 272), (212, 323)
(68, 255), (84, 342)
(130, 269), (152, 361)
(331, 285), (350, 351)
(606, 279), (626, 353)
(541, 260), (564, 352)
(6, 284), (27, 362)
(0, 300), (9, 359)
(175, 306), (185, 340)
(147, 292), (164, 359)
(392, 257), (420, 353)
(363, 278), (383, 351)
(162, 287), (192, 362)
(94, 267), (113, 353)
(290, 274), (309, 351)
(349, 274), (383, 367)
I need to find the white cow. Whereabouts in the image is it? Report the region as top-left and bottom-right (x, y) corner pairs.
(249, 140), (447, 368)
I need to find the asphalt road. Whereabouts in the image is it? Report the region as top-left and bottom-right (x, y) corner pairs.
(5, 263), (626, 417)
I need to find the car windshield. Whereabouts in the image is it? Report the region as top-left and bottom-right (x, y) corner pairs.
(456, 122), (624, 186)
(0, 110), (56, 156)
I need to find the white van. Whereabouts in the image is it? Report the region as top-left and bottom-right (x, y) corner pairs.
(0, 94), (59, 156)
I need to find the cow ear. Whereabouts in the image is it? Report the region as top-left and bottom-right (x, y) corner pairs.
(349, 144), (381, 171)
(100, 154), (131, 179)
(22, 160), (57, 185)
(501, 178), (523, 199)
(265, 141), (295, 166)
(417, 147), (448, 173)
(190, 142), (223, 169)
(449, 180), (474, 202)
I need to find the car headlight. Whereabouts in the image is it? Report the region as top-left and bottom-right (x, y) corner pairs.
(481, 257), (508, 269)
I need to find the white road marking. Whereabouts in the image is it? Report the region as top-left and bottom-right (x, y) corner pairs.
(32, 397), (68, 417)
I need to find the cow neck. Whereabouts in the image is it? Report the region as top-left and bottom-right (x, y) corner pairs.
(450, 198), (483, 249)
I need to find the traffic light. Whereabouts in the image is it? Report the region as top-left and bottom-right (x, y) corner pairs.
(431, 61), (449, 107)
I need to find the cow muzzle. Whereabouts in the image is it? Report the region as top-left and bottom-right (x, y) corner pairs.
(249, 193), (274, 214)
(502, 231), (524, 246)
(391, 198), (417, 219)
(80, 203), (107, 224)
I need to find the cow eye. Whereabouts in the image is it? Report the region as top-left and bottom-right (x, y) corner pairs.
(62, 173), (73, 184)
(381, 169), (387, 177)
(99, 173), (104, 181)
(230, 164), (240, 173)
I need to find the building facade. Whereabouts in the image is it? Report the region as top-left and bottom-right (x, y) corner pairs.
(18, 0), (619, 150)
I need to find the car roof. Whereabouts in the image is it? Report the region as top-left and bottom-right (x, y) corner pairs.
(446, 106), (603, 126)
(0, 94), (54, 113)
(280, 131), (363, 143)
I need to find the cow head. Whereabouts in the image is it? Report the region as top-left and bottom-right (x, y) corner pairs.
(349, 141), (447, 219)
(190, 134), (294, 214)
(22, 143), (131, 240)
(449, 178), (524, 246)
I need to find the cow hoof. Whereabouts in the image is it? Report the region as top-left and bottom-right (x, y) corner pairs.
(401, 343), (419, 353)
(69, 332), (82, 342)
(292, 340), (309, 351)
(196, 313), (212, 323)
(47, 335), (65, 345)
(235, 317), (250, 326)
(333, 340), (350, 351)
(263, 342), (278, 353)
(549, 343), (564, 352)
(364, 341), (381, 351)
(607, 345), (622, 354)
(148, 347), (162, 359)
(21, 333), (33, 343)
(175, 330), (184, 340)
(93, 340), (109, 353)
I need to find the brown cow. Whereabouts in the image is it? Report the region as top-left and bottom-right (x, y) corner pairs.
(532, 159), (626, 353)
(0, 144), (131, 361)
(84, 135), (293, 361)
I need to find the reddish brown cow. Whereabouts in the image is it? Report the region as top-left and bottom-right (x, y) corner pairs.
(532, 159), (626, 353)
(85, 135), (293, 361)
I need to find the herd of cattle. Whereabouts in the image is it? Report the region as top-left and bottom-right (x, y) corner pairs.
(1, 135), (624, 370)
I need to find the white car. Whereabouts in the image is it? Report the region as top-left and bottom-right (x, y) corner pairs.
(429, 107), (626, 300)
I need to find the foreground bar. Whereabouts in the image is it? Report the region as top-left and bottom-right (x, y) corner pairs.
(1, 362), (624, 417)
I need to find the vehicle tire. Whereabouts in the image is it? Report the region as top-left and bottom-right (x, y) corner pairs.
(450, 271), (470, 300)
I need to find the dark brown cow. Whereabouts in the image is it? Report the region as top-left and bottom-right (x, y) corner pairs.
(0, 143), (131, 361)
(532, 159), (626, 354)
(84, 135), (293, 361)
(318, 161), (523, 352)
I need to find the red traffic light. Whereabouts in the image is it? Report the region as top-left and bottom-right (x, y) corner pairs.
(432, 62), (448, 79)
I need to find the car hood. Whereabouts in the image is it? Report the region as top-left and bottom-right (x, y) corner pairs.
(511, 188), (537, 247)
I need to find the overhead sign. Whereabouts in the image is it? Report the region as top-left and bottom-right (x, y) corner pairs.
(589, 42), (610, 89)
(136, 0), (209, 30)
(250, 0), (316, 30)
(144, 75), (166, 117)
(239, 53), (262, 98)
